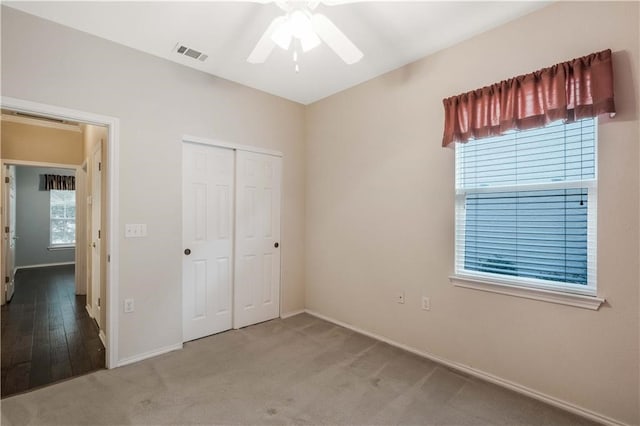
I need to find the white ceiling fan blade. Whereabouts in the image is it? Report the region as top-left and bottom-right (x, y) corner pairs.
(274, 1), (289, 11)
(319, 0), (364, 5)
(247, 15), (286, 64)
(311, 13), (363, 64)
(245, 0), (289, 11)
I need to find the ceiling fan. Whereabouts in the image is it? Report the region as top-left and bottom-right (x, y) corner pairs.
(247, 1), (363, 68)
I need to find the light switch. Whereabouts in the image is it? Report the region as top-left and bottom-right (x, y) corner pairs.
(125, 224), (147, 238)
(125, 224), (135, 237)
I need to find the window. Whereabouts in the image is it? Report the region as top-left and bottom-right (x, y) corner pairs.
(50, 190), (76, 247)
(454, 119), (596, 296)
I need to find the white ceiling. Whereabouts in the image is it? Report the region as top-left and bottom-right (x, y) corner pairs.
(5, 1), (549, 105)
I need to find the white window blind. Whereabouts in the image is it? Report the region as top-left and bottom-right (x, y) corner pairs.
(455, 119), (597, 295)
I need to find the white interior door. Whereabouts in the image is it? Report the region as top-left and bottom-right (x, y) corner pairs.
(75, 165), (87, 296)
(234, 150), (281, 329)
(91, 144), (102, 328)
(4, 165), (16, 302)
(182, 142), (234, 342)
(85, 165), (92, 313)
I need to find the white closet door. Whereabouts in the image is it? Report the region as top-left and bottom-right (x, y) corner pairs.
(234, 150), (281, 329)
(182, 143), (234, 342)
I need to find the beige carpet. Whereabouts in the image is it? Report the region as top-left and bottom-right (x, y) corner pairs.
(1, 313), (595, 425)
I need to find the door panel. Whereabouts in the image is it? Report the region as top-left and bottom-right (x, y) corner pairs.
(234, 151), (281, 329)
(91, 144), (102, 328)
(182, 143), (234, 342)
(4, 165), (16, 302)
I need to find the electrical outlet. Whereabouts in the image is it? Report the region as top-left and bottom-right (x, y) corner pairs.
(124, 298), (135, 313)
(396, 292), (405, 304)
(422, 296), (431, 311)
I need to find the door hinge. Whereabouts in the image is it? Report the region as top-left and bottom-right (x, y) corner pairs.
(98, 230), (101, 239)
(4, 276), (9, 284)
(4, 226), (9, 233)
(98, 297), (101, 308)
(4, 177), (9, 184)
(107, 254), (111, 263)
(98, 162), (102, 171)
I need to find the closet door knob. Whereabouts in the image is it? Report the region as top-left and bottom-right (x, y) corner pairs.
(274, 242), (279, 248)
(184, 248), (191, 255)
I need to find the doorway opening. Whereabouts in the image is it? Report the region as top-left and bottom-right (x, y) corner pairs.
(0, 98), (119, 394)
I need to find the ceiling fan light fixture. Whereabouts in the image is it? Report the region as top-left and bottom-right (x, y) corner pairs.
(271, 9), (320, 53)
(299, 31), (320, 52)
(249, 3), (362, 66)
(289, 10), (320, 52)
(289, 10), (311, 37)
(271, 21), (292, 50)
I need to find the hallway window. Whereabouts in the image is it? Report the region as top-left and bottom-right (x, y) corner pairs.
(50, 190), (76, 246)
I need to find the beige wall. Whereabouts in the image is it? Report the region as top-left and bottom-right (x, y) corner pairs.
(1, 6), (306, 362)
(2, 2), (638, 424)
(1, 120), (83, 165)
(305, 2), (638, 424)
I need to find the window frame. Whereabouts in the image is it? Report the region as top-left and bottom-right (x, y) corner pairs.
(451, 120), (603, 309)
(49, 189), (76, 249)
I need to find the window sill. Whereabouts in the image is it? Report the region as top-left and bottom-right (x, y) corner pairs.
(449, 275), (605, 310)
(48, 245), (75, 251)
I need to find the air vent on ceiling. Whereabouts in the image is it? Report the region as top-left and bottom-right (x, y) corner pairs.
(174, 43), (208, 62)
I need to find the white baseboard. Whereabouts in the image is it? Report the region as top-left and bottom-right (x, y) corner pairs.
(98, 330), (106, 347)
(304, 309), (625, 426)
(116, 343), (183, 368)
(16, 262), (75, 270)
(280, 309), (305, 319)
(85, 304), (93, 318)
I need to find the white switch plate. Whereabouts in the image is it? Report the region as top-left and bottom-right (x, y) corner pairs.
(125, 224), (147, 238)
(124, 298), (134, 313)
(125, 225), (133, 237)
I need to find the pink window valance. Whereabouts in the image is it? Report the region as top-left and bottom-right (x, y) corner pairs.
(442, 49), (616, 147)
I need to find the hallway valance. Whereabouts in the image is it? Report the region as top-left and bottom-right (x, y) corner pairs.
(44, 174), (75, 191)
(441, 49), (616, 147)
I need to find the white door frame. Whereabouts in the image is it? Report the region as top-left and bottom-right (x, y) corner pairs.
(183, 135), (283, 158)
(181, 134), (284, 330)
(1, 96), (120, 369)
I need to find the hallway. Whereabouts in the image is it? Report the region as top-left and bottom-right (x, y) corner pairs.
(1, 264), (104, 397)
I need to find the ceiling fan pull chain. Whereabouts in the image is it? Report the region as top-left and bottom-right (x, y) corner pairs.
(294, 40), (300, 73)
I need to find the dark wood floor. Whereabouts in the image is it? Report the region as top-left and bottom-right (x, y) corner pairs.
(1, 265), (104, 398)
